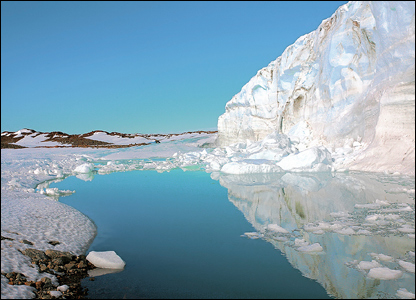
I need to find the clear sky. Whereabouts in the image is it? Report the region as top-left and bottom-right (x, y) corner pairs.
(1, 1), (347, 134)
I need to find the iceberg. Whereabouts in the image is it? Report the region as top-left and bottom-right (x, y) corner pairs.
(216, 1), (415, 175)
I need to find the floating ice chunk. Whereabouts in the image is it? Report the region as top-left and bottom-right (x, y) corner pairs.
(221, 160), (283, 174)
(329, 211), (350, 218)
(74, 163), (94, 173)
(39, 188), (74, 197)
(384, 214), (400, 220)
(276, 146), (332, 172)
(209, 160), (222, 171)
(86, 251), (126, 269)
(357, 260), (382, 270)
(398, 260), (415, 273)
(272, 236), (289, 242)
(375, 199), (390, 206)
(243, 232), (263, 239)
(329, 223), (344, 231)
(267, 224), (289, 233)
(297, 243), (323, 252)
(380, 206), (413, 213)
(396, 288), (415, 299)
(398, 225), (415, 233)
(356, 229), (372, 235)
(294, 238), (309, 247)
(370, 253), (394, 262)
(334, 227), (355, 235)
(365, 214), (380, 222)
(304, 221), (331, 233)
(355, 200), (391, 209)
(367, 267), (403, 280)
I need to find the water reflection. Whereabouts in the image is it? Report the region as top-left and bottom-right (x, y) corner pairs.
(212, 171), (415, 299)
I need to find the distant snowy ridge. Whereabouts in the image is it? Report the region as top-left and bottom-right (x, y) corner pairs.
(216, 1), (415, 175)
(1, 129), (217, 149)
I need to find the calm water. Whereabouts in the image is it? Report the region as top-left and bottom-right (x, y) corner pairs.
(50, 169), (332, 299)
(50, 169), (415, 299)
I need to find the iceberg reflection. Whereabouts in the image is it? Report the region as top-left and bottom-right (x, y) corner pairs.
(212, 171), (415, 299)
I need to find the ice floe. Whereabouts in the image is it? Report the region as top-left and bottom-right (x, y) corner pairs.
(86, 251), (125, 269)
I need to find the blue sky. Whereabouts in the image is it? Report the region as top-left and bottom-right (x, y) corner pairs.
(1, 1), (347, 134)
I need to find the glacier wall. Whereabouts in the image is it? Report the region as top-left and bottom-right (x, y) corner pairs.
(216, 1), (415, 174)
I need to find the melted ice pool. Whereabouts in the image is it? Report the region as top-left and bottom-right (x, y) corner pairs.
(49, 170), (415, 299)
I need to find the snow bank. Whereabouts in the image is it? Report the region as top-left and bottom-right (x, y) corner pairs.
(83, 131), (150, 145)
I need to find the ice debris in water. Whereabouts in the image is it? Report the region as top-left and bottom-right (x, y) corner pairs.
(398, 260), (415, 273)
(267, 224), (290, 234)
(297, 243), (323, 253)
(39, 187), (75, 197)
(367, 267), (403, 280)
(357, 260), (382, 270)
(294, 238), (309, 247)
(396, 288), (416, 299)
(242, 232), (264, 239)
(86, 251), (126, 269)
(73, 163), (95, 173)
(370, 253), (394, 262)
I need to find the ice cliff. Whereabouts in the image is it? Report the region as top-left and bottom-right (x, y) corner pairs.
(216, 1), (415, 175)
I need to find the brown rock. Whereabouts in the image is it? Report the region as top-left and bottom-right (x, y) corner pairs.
(22, 249), (48, 262)
(39, 264), (48, 272)
(45, 250), (73, 263)
(52, 258), (64, 266)
(41, 277), (51, 284)
(21, 239), (33, 245)
(65, 263), (76, 270)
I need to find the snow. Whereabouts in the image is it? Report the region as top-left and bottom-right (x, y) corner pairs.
(12, 133), (66, 148)
(86, 251), (125, 269)
(83, 132), (150, 145)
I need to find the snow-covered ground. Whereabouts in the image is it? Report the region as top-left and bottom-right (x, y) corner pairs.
(1, 133), (217, 299)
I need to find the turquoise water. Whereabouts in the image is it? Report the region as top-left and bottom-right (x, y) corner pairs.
(51, 169), (332, 299)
